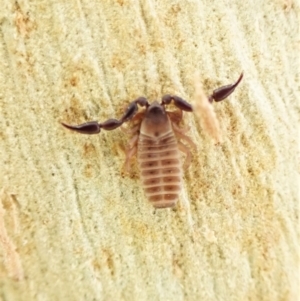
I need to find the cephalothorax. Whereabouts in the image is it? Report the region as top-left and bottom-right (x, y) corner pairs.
(62, 73), (243, 208)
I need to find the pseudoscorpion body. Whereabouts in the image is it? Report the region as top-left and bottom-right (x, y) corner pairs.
(62, 73), (243, 208)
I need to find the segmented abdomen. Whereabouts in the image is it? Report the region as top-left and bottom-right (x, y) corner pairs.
(137, 131), (182, 208)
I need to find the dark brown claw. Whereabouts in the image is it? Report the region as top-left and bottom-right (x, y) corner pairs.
(61, 121), (101, 134)
(209, 72), (243, 103)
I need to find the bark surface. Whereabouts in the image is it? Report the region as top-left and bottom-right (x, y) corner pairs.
(0, 1), (299, 300)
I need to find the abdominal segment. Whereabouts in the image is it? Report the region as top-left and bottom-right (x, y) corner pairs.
(137, 132), (182, 208)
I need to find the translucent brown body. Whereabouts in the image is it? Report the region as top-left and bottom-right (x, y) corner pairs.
(138, 116), (182, 208)
(124, 101), (194, 209)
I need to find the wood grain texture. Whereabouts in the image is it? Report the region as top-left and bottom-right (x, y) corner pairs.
(0, 0), (299, 300)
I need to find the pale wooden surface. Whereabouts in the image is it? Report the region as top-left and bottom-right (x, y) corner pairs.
(0, 1), (299, 300)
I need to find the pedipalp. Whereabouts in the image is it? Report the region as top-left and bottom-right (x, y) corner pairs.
(61, 97), (149, 134)
(208, 72), (243, 103)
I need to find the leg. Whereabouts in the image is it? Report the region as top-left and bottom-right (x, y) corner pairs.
(121, 117), (143, 174)
(178, 141), (192, 170)
(172, 122), (197, 150)
(130, 111), (146, 124)
(123, 134), (139, 173)
(167, 109), (183, 126)
(168, 109), (192, 134)
(120, 123), (140, 135)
